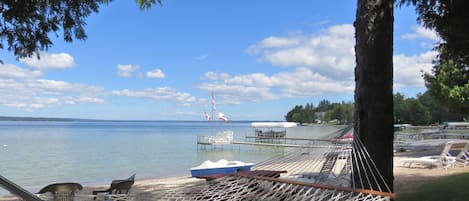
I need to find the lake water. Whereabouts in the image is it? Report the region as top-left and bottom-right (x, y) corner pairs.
(0, 120), (341, 194)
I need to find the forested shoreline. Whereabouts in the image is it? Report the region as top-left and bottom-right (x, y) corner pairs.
(285, 91), (467, 126)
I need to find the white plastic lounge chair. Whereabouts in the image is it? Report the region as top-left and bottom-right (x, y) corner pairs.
(403, 155), (454, 169)
(403, 140), (469, 169)
(454, 141), (469, 166)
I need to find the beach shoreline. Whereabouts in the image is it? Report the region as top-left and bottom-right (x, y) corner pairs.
(1, 155), (468, 200)
(393, 156), (469, 194)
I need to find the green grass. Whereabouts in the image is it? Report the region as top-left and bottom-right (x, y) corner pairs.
(396, 173), (469, 201)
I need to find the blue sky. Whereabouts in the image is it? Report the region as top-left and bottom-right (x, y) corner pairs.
(0, 0), (438, 121)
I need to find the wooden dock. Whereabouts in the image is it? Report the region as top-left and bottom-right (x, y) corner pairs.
(245, 136), (330, 142)
(231, 141), (335, 149)
(197, 135), (345, 150)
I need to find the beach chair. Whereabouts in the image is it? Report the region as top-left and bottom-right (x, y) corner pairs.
(37, 182), (83, 201)
(402, 140), (469, 169)
(92, 174), (135, 201)
(454, 141), (469, 166)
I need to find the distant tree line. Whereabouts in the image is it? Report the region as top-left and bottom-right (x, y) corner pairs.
(285, 100), (353, 125)
(394, 92), (466, 125)
(285, 91), (467, 126)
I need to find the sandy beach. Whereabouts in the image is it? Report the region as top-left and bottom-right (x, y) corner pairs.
(1, 154), (468, 200)
(130, 156), (469, 199)
(393, 154), (469, 194)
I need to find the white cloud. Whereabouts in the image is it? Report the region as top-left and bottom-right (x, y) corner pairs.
(0, 63), (42, 79)
(253, 36), (300, 49)
(394, 51), (436, 88)
(195, 24), (436, 105)
(0, 76), (105, 111)
(30, 79), (104, 94)
(64, 96), (105, 104)
(203, 72), (230, 80)
(198, 82), (276, 104)
(194, 54), (209, 61)
(0, 23), (437, 113)
(146, 69), (165, 79)
(315, 20), (330, 26)
(111, 87), (198, 106)
(0, 62), (104, 111)
(402, 26), (439, 41)
(243, 24), (436, 97)
(198, 68), (354, 104)
(3, 102), (44, 111)
(116, 64), (139, 77)
(19, 52), (75, 70)
(247, 24), (355, 79)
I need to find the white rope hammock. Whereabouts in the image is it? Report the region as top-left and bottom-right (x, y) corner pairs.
(147, 174), (393, 201)
(146, 126), (395, 200)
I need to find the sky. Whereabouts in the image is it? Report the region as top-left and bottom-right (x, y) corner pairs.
(0, 0), (439, 121)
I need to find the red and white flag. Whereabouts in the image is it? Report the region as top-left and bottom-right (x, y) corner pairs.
(204, 112), (212, 121)
(218, 112), (228, 122)
(211, 95), (217, 111)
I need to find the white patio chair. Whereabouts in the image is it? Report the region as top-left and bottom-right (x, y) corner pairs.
(402, 140), (469, 170)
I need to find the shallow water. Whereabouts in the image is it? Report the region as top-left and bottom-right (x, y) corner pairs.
(0, 120), (341, 193)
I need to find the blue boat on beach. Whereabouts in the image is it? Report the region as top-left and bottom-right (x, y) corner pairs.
(190, 159), (254, 177)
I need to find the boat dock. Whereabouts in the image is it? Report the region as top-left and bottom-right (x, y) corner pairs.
(196, 121), (351, 150)
(231, 140), (334, 149)
(245, 136), (330, 143)
(197, 135), (338, 150)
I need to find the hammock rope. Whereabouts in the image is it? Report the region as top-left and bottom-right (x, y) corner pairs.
(352, 135), (392, 193)
(142, 125), (395, 201)
(147, 174), (394, 201)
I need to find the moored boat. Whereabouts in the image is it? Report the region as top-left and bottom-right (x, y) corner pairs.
(251, 122), (297, 138)
(190, 159), (254, 177)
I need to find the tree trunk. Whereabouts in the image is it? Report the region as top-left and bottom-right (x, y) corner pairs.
(354, 0), (394, 192)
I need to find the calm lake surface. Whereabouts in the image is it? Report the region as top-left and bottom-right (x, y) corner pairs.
(0, 120), (341, 193)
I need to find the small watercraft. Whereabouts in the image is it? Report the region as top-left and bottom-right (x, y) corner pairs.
(190, 159), (254, 177)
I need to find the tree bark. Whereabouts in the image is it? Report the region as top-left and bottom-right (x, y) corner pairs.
(354, 0), (394, 192)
